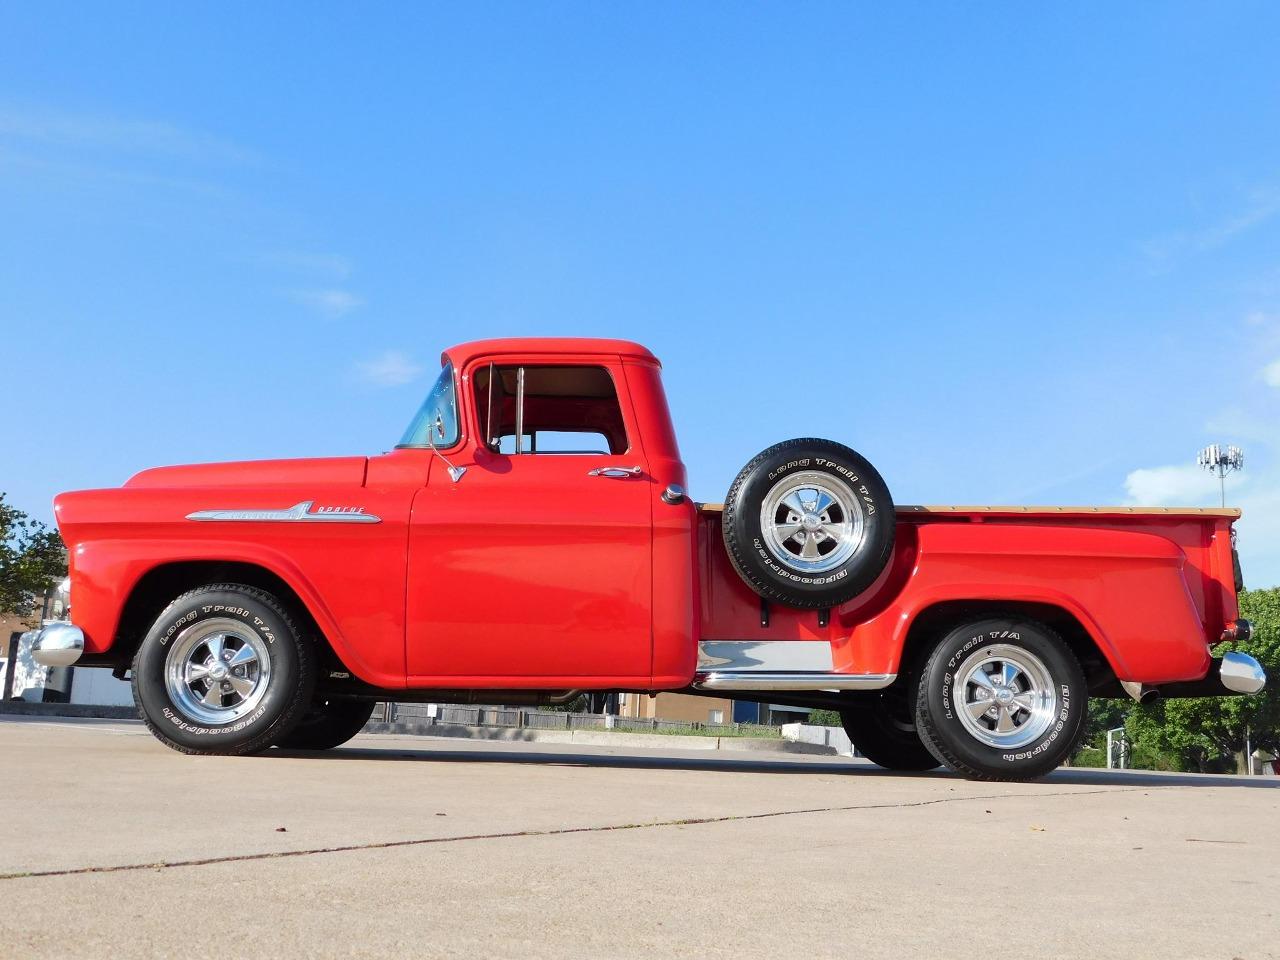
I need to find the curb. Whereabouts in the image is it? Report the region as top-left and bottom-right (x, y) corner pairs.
(0, 702), (140, 720)
(363, 721), (839, 755)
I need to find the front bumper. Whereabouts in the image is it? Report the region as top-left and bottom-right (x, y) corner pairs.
(1157, 651), (1267, 698)
(31, 623), (85, 668)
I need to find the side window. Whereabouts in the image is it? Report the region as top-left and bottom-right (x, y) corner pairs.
(474, 365), (628, 455)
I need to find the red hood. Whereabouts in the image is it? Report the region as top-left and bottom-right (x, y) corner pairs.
(124, 457), (369, 489)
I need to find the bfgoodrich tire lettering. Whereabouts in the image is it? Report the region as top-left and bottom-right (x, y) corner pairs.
(915, 617), (1086, 781)
(722, 438), (895, 609)
(132, 583), (316, 756)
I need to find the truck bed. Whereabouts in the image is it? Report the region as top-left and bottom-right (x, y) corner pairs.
(695, 502), (1240, 686)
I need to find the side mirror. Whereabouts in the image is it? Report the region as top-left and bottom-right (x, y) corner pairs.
(424, 412), (466, 483)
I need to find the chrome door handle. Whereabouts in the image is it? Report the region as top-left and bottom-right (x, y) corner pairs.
(588, 466), (643, 479)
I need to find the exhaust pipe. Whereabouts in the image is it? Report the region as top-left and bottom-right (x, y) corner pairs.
(1120, 680), (1160, 704)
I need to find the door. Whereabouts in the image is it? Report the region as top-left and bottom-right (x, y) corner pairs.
(404, 360), (654, 684)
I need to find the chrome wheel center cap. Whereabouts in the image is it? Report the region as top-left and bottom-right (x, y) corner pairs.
(994, 686), (1014, 705)
(208, 662), (230, 682)
(801, 513), (823, 532)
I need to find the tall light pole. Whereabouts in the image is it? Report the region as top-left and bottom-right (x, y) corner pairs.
(1197, 444), (1244, 507)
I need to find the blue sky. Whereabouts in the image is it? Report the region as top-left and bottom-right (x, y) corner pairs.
(3, 3), (1280, 585)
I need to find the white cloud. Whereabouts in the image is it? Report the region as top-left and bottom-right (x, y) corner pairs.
(291, 288), (362, 318)
(356, 350), (422, 387)
(266, 251), (352, 280)
(0, 106), (256, 165)
(1264, 359), (1280, 388)
(1123, 464), (1224, 505)
(1142, 187), (1280, 263)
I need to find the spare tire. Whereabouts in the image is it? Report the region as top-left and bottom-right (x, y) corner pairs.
(722, 438), (894, 609)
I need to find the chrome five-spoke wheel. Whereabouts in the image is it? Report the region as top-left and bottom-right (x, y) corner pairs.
(953, 643), (1058, 750)
(163, 618), (271, 725)
(759, 470), (866, 574)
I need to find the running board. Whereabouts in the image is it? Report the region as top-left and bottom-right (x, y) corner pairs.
(693, 640), (896, 692)
(693, 671), (896, 692)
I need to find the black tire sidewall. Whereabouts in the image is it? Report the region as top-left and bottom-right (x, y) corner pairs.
(724, 439), (894, 608)
(133, 586), (307, 752)
(276, 698), (375, 750)
(918, 618), (1086, 778)
(841, 696), (940, 771)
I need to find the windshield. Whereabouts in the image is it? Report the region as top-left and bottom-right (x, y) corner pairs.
(398, 361), (460, 448)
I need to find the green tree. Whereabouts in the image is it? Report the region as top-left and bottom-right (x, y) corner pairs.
(0, 493), (67, 616)
(807, 708), (842, 727)
(1125, 587), (1280, 773)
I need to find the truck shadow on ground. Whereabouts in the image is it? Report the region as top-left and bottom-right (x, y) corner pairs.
(273, 742), (1280, 789)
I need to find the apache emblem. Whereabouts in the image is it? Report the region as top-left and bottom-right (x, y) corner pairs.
(186, 501), (381, 524)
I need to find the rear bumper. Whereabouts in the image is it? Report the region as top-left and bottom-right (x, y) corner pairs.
(31, 623), (85, 668)
(1157, 652), (1266, 698)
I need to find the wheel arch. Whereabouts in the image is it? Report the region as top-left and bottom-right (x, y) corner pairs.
(112, 560), (351, 676)
(898, 599), (1120, 694)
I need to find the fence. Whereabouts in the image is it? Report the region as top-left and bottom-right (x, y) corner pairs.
(371, 702), (781, 738)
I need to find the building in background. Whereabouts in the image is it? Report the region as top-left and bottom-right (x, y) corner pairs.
(617, 691), (809, 727)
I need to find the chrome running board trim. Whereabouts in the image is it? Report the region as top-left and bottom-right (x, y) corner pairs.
(693, 671), (896, 692)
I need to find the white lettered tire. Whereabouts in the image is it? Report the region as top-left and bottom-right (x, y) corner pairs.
(721, 438), (895, 609)
(915, 617), (1087, 781)
(132, 583), (316, 755)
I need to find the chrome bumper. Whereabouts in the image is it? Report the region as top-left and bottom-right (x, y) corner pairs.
(31, 623), (85, 668)
(1220, 651), (1266, 694)
(1157, 651), (1266, 698)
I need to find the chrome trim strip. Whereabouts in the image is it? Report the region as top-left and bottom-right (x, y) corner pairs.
(697, 640), (834, 673)
(186, 501), (381, 524)
(694, 671), (896, 692)
(31, 623), (85, 667)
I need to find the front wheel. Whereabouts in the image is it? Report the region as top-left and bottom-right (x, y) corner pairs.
(132, 583), (316, 755)
(915, 617), (1086, 781)
(275, 698), (375, 751)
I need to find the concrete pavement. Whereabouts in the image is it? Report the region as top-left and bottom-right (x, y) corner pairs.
(1, 716), (1277, 959)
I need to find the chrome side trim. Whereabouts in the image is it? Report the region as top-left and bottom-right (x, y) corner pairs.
(186, 501), (381, 524)
(697, 640), (834, 673)
(32, 623), (85, 667)
(694, 671), (896, 692)
(1220, 651), (1266, 695)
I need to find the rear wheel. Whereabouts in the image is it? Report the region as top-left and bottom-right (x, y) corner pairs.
(275, 698), (375, 751)
(915, 616), (1086, 781)
(132, 583), (316, 755)
(841, 692), (940, 771)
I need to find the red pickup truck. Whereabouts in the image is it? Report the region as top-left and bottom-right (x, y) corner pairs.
(33, 337), (1265, 780)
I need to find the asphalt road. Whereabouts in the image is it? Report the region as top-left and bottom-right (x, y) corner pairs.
(1, 717), (1277, 960)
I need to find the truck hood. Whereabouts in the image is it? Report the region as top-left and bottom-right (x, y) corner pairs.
(124, 457), (369, 489)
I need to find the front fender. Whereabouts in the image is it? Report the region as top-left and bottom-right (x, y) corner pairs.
(70, 538), (407, 688)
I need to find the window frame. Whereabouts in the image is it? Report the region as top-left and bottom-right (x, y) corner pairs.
(469, 360), (634, 457)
